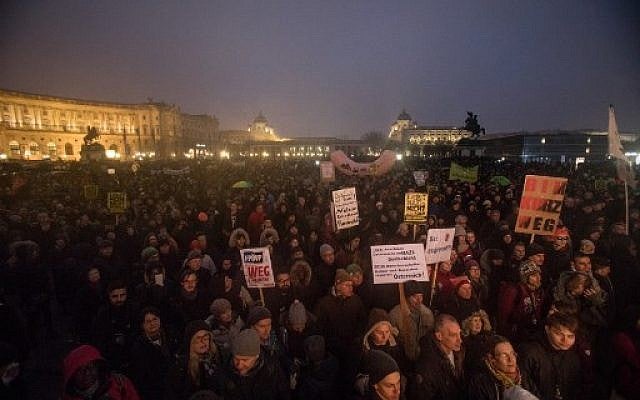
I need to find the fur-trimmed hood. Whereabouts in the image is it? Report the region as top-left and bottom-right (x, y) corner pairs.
(290, 260), (312, 287)
(228, 228), (250, 248)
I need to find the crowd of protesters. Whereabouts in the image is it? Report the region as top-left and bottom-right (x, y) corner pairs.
(0, 156), (639, 400)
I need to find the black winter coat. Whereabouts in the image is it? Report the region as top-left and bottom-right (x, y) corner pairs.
(129, 333), (175, 400)
(314, 292), (366, 355)
(518, 334), (581, 400)
(220, 351), (291, 400)
(409, 337), (465, 400)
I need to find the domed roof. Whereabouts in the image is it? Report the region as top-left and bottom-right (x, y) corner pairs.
(397, 109), (412, 121)
(254, 111), (268, 124)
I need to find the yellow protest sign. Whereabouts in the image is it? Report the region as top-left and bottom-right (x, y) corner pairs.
(107, 192), (127, 214)
(404, 193), (429, 223)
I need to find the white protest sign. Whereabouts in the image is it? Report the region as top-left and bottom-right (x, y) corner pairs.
(425, 228), (455, 264)
(371, 243), (429, 284)
(332, 187), (359, 230)
(413, 170), (427, 186)
(240, 247), (275, 288)
(320, 161), (336, 182)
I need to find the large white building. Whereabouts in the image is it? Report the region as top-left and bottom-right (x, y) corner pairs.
(388, 109), (471, 145)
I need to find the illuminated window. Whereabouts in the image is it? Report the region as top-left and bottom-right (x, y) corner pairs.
(9, 141), (20, 155)
(47, 142), (57, 156)
(29, 142), (39, 154)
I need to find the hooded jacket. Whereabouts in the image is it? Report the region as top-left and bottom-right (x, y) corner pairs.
(62, 345), (139, 400)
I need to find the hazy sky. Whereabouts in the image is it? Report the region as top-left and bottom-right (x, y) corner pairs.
(1, 0), (638, 138)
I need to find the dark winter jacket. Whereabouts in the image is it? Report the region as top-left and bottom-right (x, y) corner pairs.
(409, 336), (465, 400)
(129, 332), (175, 400)
(293, 354), (340, 400)
(314, 291), (367, 355)
(518, 333), (581, 400)
(220, 349), (291, 400)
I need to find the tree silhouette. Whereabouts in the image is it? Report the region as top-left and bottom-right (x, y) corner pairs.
(362, 130), (386, 144)
(463, 112), (486, 139)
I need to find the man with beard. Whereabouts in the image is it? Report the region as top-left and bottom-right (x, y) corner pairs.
(497, 261), (545, 343)
(91, 280), (139, 373)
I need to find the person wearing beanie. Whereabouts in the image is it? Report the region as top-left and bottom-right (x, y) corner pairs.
(141, 246), (160, 264)
(219, 328), (291, 400)
(525, 243), (546, 268)
(166, 320), (221, 399)
(361, 308), (408, 377)
(314, 263), (367, 393)
(205, 299), (244, 359)
(246, 305), (283, 359)
(316, 243), (338, 296)
(294, 335), (340, 399)
(389, 280), (435, 362)
(347, 263), (374, 309)
(496, 260), (545, 343)
(357, 350), (401, 400)
(280, 300), (320, 361)
(442, 276), (482, 324)
(465, 259), (489, 309)
(62, 344), (139, 400)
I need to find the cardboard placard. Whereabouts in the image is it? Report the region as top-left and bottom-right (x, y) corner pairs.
(371, 244), (429, 284)
(515, 175), (567, 235)
(404, 193), (429, 223)
(320, 161), (336, 182)
(241, 247), (275, 288)
(425, 228), (455, 264)
(107, 192), (127, 214)
(332, 187), (359, 230)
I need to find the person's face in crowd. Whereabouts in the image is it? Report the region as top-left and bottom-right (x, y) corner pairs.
(468, 265), (481, 281)
(439, 261), (452, 273)
(190, 330), (211, 355)
(408, 293), (424, 309)
(80, 214), (90, 226)
(289, 238), (299, 249)
(236, 235), (246, 248)
(567, 275), (588, 297)
(159, 242), (171, 254)
(573, 256), (591, 273)
(255, 204), (264, 214)
(398, 224), (409, 237)
(222, 259), (233, 271)
(564, 197), (575, 208)
(582, 205), (593, 214)
(188, 257), (202, 271)
(99, 245), (113, 257)
(468, 316), (483, 335)
(389, 209), (398, 220)
(371, 323), (391, 345)
(553, 235), (569, 251)
(529, 253), (545, 267)
(55, 238), (66, 249)
(489, 342), (518, 376)
(350, 237), (361, 250)
(276, 273), (291, 289)
(502, 234), (512, 245)
(109, 288), (127, 307)
(309, 230), (318, 243)
(143, 313), (161, 338)
(457, 282), (473, 300)
(73, 362), (99, 392)
(545, 324), (576, 351)
(218, 309), (233, 324)
(489, 210), (500, 222)
(88, 268), (100, 284)
(298, 196), (306, 207)
(526, 272), (542, 290)
(466, 232), (476, 245)
(593, 265), (611, 278)
(106, 231), (116, 241)
(292, 249), (304, 260)
(336, 280), (354, 298)
(264, 219), (273, 229)
(253, 318), (272, 342)
(435, 320), (462, 353)
(350, 272), (363, 287)
(197, 234), (207, 250)
(457, 215), (468, 227)
(148, 235), (158, 247)
(234, 355), (258, 376)
(126, 226), (135, 236)
(320, 250), (334, 265)
(512, 244), (526, 261)
(181, 273), (198, 293)
(230, 202), (238, 214)
(374, 371), (401, 400)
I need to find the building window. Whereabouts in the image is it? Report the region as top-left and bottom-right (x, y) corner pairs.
(65, 143), (74, 155)
(9, 141), (20, 156)
(29, 142), (39, 154)
(109, 144), (118, 152)
(47, 142), (57, 156)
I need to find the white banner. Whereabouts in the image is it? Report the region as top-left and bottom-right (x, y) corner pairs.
(425, 228), (455, 264)
(413, 170), (427, 187)
(332, 187), (359, 230)
(240, 247), (275, 288)
(371, 244), (429, 284)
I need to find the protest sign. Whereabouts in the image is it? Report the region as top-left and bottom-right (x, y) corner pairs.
(240, 247), (275, 289)
(425, 228), (455, 264)
(332, 187), (359, 230)
(320, 161), (336, 182)
(330, 150), (396, 176)
(515, 175), (568, 235)
(404, 193), (429, 223)
(449, 162), (478, 182)
(413, 170), (427, 186)
(107, 192), (127, 214)
(371, 244), (428, 284)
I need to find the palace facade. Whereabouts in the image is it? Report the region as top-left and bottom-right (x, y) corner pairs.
(0, 89), (219, 160)
(388, 109), (472, 145)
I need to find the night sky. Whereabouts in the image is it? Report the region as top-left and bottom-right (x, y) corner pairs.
(1, 0), (639, 138)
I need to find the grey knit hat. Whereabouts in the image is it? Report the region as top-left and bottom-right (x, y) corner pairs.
(246, 306), (272, 327)
(231, 329), (261, 357)
(209, 298), (232, 317)
(288, 300), (308, 326)
(319, 243), (334, 255)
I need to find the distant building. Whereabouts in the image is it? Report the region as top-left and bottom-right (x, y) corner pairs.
(388, 109), (472, 145)
(0, 88), (218, 160)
